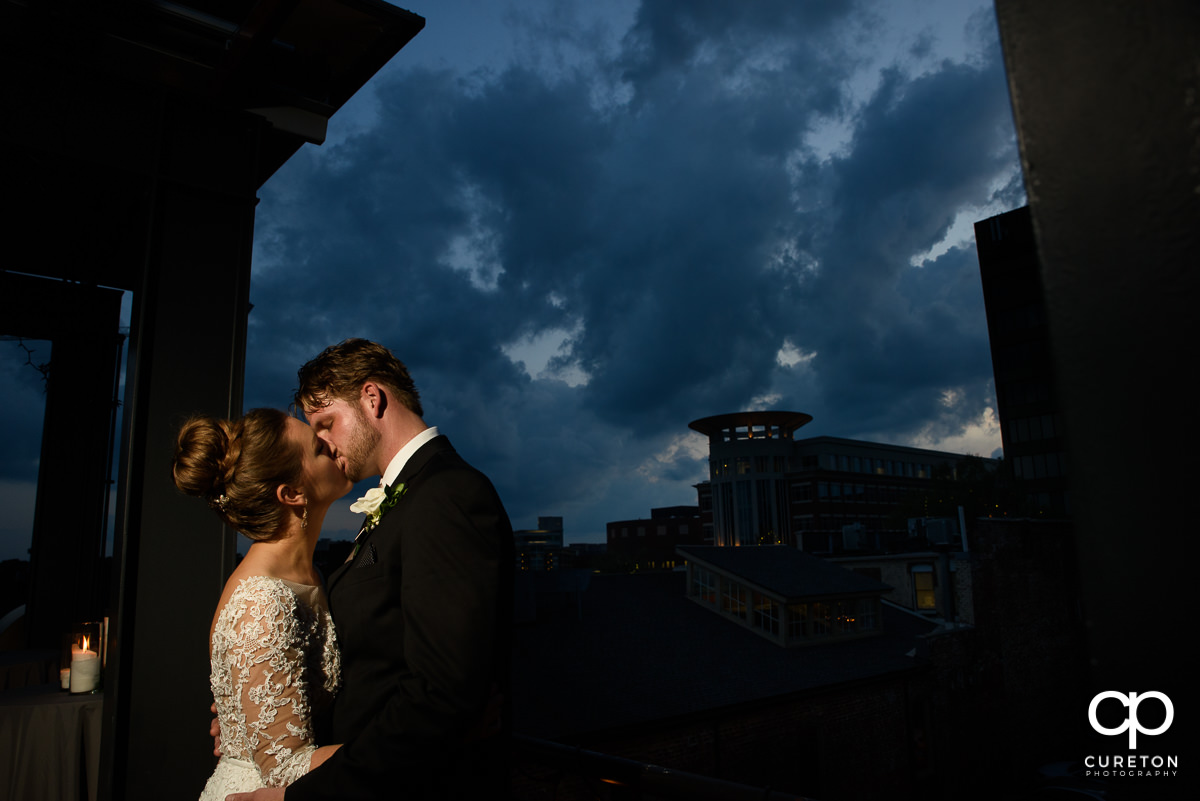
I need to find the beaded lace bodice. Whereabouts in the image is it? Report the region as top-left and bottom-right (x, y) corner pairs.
(209, 576), (341, 788)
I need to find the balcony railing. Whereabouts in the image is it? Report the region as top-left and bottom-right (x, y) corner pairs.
(514, 735), (813, 801)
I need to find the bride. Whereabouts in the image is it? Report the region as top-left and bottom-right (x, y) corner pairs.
(173, 408), (353, 799)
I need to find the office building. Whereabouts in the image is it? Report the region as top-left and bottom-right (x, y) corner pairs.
(690, 412), (991, 552)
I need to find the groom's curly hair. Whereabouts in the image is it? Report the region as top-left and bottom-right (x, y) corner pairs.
(294, 338), (423, 417)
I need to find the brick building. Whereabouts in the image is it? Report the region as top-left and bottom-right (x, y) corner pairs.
(605, 506), (708, 569)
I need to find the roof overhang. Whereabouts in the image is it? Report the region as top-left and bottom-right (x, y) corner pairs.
(5, 0), (425, 185)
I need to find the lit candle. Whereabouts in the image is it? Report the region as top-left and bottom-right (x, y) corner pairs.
(70, 635), (100, 693)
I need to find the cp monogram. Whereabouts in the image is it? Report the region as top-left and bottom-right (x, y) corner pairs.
(1088, 691), (1174, 749)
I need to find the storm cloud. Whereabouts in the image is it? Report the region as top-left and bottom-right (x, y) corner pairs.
(237, 0), (1020, 542)
(3, 1), (1021, 555)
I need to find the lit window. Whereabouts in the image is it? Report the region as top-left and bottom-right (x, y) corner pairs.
(913, 568), (936, 610)
(788, 604), (808, 639)
(834, 601), (855, 633)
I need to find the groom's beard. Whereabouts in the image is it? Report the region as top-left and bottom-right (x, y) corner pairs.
(342, 409), (382, 483)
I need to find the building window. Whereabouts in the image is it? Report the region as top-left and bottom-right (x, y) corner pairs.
(834, 601), (856, 633)
(811, 602), (832, 636)
(787, 603), (808, 639)
(858, 598), (880, 631)
(722, 581), (748, 620)
(913, 567), (936, 610)
(753, 593), (780, 635)
(692, 567), (717, 603)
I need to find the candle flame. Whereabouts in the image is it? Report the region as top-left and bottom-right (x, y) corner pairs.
(82, 635), (90, 650)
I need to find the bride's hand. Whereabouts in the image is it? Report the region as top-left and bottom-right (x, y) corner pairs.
(225, 789), (284, 801)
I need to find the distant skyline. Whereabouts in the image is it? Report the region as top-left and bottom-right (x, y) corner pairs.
(1, 0), (1021, 561)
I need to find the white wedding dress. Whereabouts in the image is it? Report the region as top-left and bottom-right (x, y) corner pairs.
(199, 576), (341, 800)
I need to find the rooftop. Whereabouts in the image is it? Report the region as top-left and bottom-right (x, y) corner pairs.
(512, 571), (936, 740)
(688, 411), (813, 438)
(678, 545), (892, 601)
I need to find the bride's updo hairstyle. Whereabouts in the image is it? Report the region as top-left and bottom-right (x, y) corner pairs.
(173, 408), (300, 541)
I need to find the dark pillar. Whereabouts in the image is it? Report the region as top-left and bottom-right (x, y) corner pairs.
(100, 98), (260, 799)
(995, 0), (1196, 779)
(1, 274), (123, 644)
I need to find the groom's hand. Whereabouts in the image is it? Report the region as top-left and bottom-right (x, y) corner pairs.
(226, 789), (284, 801)
(210, 703), (222, 756)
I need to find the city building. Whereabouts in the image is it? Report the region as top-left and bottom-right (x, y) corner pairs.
(831, 551), (965, 621)
(514, 516), (566, 571)
(689, 412), (993, 553)
(974, 206), (1069, 515)
(690, 412), (807, 548)
(606, 506), (709, 569)
(512, 517), (1087, 800)
(511, 568), (940, 799)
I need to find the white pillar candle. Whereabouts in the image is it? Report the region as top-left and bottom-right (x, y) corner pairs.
(60, 668), (71, 689)
(70, 649), (99, 693)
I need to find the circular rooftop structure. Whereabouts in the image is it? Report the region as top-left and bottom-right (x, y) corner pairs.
(688, 411), (813, 440)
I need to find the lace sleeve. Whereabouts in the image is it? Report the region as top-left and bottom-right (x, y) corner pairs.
(218, 578), (319, 787)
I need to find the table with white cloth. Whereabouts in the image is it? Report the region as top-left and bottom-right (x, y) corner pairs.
(0, 683), (103, 801)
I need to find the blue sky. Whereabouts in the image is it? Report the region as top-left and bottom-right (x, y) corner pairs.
(1, 0), (1023, 560)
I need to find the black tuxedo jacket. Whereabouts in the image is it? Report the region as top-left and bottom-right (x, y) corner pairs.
(288, 436), (513, 800)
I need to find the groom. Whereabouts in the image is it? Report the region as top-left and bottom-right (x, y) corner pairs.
(232, 339), (513, 800)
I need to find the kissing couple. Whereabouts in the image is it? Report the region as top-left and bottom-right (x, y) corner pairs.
(173, 339), (513, 800)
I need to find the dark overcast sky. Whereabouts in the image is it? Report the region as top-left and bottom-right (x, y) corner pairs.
(2, 0), (1024, 559)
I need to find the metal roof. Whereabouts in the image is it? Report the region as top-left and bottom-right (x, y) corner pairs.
(677, 545), (892, 600)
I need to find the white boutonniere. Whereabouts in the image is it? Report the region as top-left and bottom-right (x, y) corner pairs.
(350, 483), (407, 533)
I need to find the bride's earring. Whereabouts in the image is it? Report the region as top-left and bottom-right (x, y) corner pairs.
(301, 500), (309, 529)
